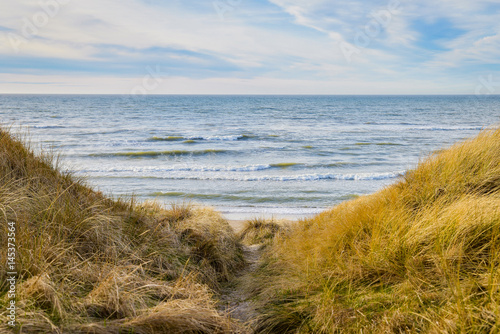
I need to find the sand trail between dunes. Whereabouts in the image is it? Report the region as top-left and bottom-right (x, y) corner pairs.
(219, 243), (262, 329)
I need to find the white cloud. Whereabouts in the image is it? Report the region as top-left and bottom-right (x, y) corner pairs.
(1, 0), (499, 93)
(1, 0), (342, 69)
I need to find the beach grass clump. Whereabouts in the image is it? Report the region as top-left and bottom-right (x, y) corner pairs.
(238, 218), (292, 246)
(0, 129), (245, 333)
(175, 206), (245, 286)
(251, 128), (500, 333)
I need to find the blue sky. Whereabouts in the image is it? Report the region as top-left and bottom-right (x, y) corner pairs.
(1, 0), (499, 94)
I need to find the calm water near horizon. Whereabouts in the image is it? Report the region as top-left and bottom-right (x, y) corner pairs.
(2, 95), (500, 220)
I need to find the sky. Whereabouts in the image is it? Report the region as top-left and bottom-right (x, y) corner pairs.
(1, 0), (500, 94)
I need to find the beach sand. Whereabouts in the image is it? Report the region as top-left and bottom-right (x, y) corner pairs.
(227, 220), (247, 233)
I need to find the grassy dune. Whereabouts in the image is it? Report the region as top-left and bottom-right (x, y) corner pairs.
(0, 130), (245, 333)
(250, 129), (500, 333)
(2, 127), (500, 333)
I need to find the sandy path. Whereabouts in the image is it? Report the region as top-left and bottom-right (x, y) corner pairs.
(219, 243), (262, 328)
(221, 218), (296, 329)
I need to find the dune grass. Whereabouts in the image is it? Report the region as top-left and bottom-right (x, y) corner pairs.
(0, 129), (245, 333)
(238, 218), (291, 247)
(249, 128), (500, 333)
(3, 126), (500, 333)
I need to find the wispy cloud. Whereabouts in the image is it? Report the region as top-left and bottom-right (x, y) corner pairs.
(1, 0), (499, 94)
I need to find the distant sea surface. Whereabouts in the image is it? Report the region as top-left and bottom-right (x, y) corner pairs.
(2, 95), (499, 219)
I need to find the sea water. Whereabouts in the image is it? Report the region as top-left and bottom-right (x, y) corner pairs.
(1, 95), (499, 219)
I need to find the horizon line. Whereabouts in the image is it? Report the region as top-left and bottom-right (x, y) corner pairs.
(1, 93), (499, 97)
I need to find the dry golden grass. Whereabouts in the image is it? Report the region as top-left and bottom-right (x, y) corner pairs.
(238, 218), (292, 246)
(4, 126), (500, 333)
(250, 128), (500, 333)
(0, 129), (245, 333)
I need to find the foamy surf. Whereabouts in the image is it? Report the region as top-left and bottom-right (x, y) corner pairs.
(89, 149), (230, 157)
(72, 162), (366, 175)
(85, 171), (405, 182)
(75, 164), (274, 173)
(148, 134), (253, 142)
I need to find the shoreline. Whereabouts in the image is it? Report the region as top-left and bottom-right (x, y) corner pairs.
(222, 212), (313, 233)
(224, 212), (306, 233)
(226, 220), (249, 233)
(214, 205), (323, 222)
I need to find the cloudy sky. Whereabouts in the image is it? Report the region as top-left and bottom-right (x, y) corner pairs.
(1, 0), (500, 94)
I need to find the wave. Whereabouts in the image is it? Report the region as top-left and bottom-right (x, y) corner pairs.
(376, 142), (403, 146)
(148, 136), (184, 142)
(76, 164), (273, 173)
(240, 172), (405, 182)
(268, 162), (356, 169)
(190, 135), (253, 141)
(270, 162), (302, 168)
(409, 126), (484, 132)
(148, 134), (253, 142)
(89, 149), (229, 158)
(148, 191), (327, 203)
(92, 171), (405, 182)
(75, 162), (358, 174)
(355, 142), (403, 146)
(33, 125), (65, 129)
(217, 206), (324, 216)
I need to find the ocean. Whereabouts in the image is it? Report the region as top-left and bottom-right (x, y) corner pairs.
(2, 95), (499, 220)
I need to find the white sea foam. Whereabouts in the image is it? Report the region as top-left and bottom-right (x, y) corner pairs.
(409, 126), (484, 131)
(216, 206), (324, 215)
(241, 171), (405, 182)
(73, 163), (367, 175)
(78, 169), (405, 182)
(149, 134), (250, 141)
(188, 135), (248, 141)
(75, 164), (274, 174)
